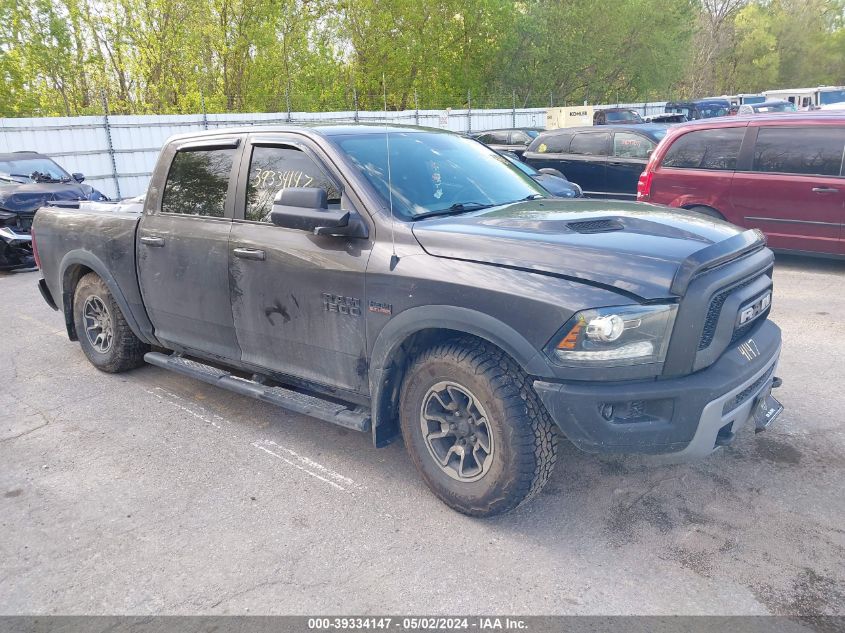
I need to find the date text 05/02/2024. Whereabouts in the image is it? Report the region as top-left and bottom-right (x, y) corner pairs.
(307, 617), (528, 630)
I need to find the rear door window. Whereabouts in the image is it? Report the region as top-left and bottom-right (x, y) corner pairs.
(161, 148), (236, 217)
(245, 145), (341, 222)
(533, 134), (571, 154)
(570, 132), (610, 156)
(613, 132), (655, 159)
(661, 128), (744, 170)
(752, 127), (845, 177)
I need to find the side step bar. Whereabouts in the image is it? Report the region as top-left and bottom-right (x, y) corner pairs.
(144, 352), (371, 433)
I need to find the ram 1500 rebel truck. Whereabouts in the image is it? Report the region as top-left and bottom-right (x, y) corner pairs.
(33, 125), (784, 516)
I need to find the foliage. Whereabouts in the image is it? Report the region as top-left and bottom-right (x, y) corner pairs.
(0, 0), (843, 117)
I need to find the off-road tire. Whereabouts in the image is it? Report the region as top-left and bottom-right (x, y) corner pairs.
(73, 272), (148, 372)
(687, 205), (726, 221)
(399, 337), (559, 517)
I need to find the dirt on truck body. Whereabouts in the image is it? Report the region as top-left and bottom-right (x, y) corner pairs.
(32, 125), (784, 516)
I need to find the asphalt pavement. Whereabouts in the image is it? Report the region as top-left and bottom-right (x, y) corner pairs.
(1, 255), (843, 615)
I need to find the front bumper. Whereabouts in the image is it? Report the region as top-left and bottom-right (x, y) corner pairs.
(0, 226), (34, 270)
(534, 319), (782, 459)
(0, 226), (33, 243)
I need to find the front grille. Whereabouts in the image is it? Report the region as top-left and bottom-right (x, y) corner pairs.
(730, 315), (767, 346)
(567, 219), (624, 234)
(722, 364), (775, 415)
(699, 274), (764, 351)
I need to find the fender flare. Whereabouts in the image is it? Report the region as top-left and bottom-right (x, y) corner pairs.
(59, 250), (157, 345)
(367, 305), (549, 446)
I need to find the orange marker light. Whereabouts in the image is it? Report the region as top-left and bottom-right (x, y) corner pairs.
(557, 319), (585, 350)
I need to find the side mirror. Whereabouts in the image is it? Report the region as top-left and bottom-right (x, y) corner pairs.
(270, 187), (367, 238)
(72, 173), (85, 183)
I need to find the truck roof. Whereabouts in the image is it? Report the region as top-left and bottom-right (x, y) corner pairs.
(164, 123), (452, 145)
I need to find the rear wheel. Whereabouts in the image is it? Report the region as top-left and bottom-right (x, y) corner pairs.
(687, 205), (726, 221)
(73, 272), (148, 372)
(399, 338), (558, 517)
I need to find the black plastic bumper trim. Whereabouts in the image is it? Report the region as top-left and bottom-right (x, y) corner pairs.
(534, 319), (782, 456)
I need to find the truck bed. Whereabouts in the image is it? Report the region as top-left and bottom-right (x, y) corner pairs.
(33, 204), (153, 344)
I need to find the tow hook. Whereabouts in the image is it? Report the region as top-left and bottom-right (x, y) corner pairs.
(754, 377), (784, 433)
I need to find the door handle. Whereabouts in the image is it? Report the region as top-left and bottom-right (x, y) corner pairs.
(812, 187), (838, 194)
(233, 247), (266, 261)
(140, 236), (165, 247)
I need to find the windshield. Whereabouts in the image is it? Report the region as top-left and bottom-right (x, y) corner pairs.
(819, 89), (845, 105)
(607, 110), (643, 123)
(335, 131), (546, 219)
(755, 102), (796, 112)
(0, 157), (70, 182)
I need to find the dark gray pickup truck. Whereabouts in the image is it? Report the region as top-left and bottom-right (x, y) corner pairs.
(33, 125), (784, 516)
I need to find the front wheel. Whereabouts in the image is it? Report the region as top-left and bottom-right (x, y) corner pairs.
(73, 272), (148, 372)
(399, 338), (559, 517)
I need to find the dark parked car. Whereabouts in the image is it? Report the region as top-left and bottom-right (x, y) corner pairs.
(665, 99), (732, 120)
(498, 151), (582, 197)
(472, 128), (543, 157)
(34, 125), (784, 516)
(647, 112), (689, 123)
(523, 124), (668, 199)
(593, 108), (644, 125)
(0, 151), (107, 270)
(638, 112), (845, 257)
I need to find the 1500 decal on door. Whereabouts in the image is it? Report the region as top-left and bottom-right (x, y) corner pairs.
(322, 293), (361, 316)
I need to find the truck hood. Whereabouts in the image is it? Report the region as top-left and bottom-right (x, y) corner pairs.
(0, 182), (103, 215)
(411, 199), (750, 300)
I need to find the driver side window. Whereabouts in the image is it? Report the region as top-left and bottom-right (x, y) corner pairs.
(245, 145), (341, 222)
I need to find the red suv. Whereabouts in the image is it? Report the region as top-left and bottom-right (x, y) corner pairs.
(638, 113), (845, 256)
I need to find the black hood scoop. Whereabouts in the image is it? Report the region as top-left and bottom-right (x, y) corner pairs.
(566, 219), (625, 234)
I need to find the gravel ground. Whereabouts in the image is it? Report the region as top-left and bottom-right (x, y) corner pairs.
(1, 254), (843, 616)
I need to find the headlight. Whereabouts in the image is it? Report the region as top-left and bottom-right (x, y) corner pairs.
(549, 304), (677, 368)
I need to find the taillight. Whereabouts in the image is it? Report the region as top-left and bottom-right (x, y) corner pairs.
(31, 224), (41, 269)
(637, 170), (653, 201)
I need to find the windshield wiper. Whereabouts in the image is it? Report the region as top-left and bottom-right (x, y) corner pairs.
(32, 171), (64, 183)
(413, 201), (495, 220)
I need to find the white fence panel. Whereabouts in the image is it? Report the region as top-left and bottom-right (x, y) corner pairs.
(0, 102), (667, 199)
